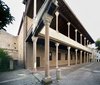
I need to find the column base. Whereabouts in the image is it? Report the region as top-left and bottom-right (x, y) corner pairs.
(56, 68), (61, 80)
(68, 64), (70, 67)
(42, 76), (52, 84)
(29, 68), (37, 74)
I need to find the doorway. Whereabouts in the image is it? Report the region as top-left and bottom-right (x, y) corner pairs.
(36, 57), (40, 67)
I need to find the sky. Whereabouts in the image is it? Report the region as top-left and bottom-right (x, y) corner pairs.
(2, 0), (100, 42)
(3, 0), (25, 36)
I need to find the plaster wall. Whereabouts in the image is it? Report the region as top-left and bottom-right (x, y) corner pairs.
(0, 30), (18, 60)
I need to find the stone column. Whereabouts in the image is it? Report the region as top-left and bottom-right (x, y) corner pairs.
(75, 29), (77, 41)
(89, 54), (91, 62)
(84, 37), (86, 46)
(88, 54), (90, 62)
(43, 14), (53, 82)
(68, 47), (71, 66)
(84, 52), (86, 63)
(31, 36), (38, 72)
(89, 42), (91, 46)
(75, 49), (78, 65)
(23, 16), (27, 68)
(80, 34), (82, 44)
(32, 0), (37, 32)
(55, 11), (59, 32)
(55, 43), (59, 69)
(87, 53), (88, 63)
(80, 51), (82, 64)
(87, 40), (89, 47)
(34, 0), (37, 18)
(67, 22), (71, 38)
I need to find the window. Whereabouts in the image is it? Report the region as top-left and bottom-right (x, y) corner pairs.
(58, 53), (61, 60)
(8, 44), (10, 47)
(14, 43), (16, 44)
(49, 52), (52, 61)
(65, 53), (67, 60)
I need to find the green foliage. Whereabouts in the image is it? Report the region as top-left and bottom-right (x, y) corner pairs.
(0, 48), (11, 72)
(0, 0), (14, 30)
(95, 39), (100, 50)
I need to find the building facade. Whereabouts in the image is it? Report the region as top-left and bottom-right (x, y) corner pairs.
(18, 0), (95, 82)
(0, 30), (18, 60)
(0, 30), (18, 69)
(95, 50), (100, 62)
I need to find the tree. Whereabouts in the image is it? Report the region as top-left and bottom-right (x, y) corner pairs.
(0, 48), (11, 72)
(95, 39), (100, 50)
(0, 0), (14, 30)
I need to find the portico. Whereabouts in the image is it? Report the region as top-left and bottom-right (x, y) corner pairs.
(17, 0), (95, 83)
(23, 0), (94, 70)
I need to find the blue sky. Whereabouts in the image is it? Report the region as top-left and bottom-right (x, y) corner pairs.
(3, 0), (100, 41)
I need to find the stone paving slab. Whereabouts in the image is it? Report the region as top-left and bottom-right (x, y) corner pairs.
(1, 62), (100, 85)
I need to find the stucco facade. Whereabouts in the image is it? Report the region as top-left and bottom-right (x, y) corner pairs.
(0, 0), (95, 82)
(18, 0), (95, 71)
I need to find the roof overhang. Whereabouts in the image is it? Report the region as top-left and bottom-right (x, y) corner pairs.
(26, 0), (58, 42)
(22, 0), (94, 43)
(58, 0), (94, 43)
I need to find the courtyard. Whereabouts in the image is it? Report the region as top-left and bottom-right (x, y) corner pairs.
(0, 62), (100, 85)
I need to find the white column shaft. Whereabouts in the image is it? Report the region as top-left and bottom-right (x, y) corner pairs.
(68, 47), (71, 66)
(55, 43), (59, 69)
(87, 40), (89, 47)
(45, 22), (50, 77)
(32, 37), (38, 72)
(55, 11), (59, 32)
(43, 14), (53, 78)
(75, 49), (78, 65)
(87, 53), (88, 63)
(84, 52), (86, 63)
(80, 34), (82, 44)
(75, 30), (77, 41)
(84, 38), (86, 46)
(34, 0), (37, 18)
(33, 40), (36, 70)
(80, 51), (82, 64)
(67, 22), (70, 38)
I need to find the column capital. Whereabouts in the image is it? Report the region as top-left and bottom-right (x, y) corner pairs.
(55, 0), (58, 6)
(87, 40), (89, 43)
(75, 49), (78, 52)
(55, 42), (59, 47)
(75, 29), (78, 32)
(67, 22), (71, 26)
(80, 51), (83, 53)
(55, 11), (59, 16)
(43, 13), (53, 26)
(67, 46), (71, 50)
(84, 37), (86, 40)
(31, 36), (38, 42)
(80, 34), (82, 36)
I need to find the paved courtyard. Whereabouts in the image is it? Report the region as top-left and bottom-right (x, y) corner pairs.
(0, 62), (100, 85)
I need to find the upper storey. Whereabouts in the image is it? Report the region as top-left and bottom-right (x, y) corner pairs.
(22, 0), (94, 44)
